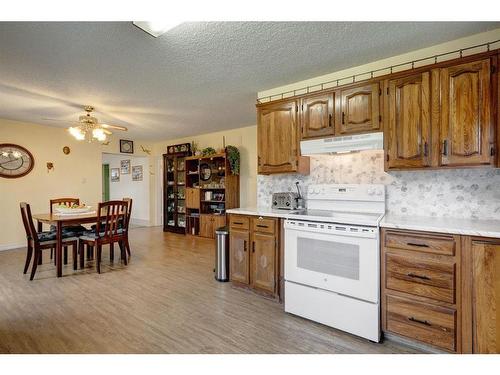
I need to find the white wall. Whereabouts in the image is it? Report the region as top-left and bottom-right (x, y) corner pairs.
(102, 153), (150, 226)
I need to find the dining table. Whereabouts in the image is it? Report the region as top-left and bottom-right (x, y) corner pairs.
(32, 211), (99, 277)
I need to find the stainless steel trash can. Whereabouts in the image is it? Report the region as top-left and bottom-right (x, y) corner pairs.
(215, 226), (229, 282)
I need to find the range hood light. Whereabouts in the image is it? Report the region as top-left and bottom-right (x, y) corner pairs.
(133, 21), (183, 38)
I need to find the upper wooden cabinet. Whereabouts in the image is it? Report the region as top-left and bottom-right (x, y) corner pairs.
(385, 72), (431, 169)
(300, 93), (335, 139)
(385, 56), (497, 170)
(439, 59), (494, 167)
(336, 83), (381, 135)
(257, 100), (309, 175)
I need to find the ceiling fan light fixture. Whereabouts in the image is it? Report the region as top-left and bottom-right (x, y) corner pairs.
(133, 21), (182, 38)
(69, 126), (85, 141)
(92, 128), (107, 142)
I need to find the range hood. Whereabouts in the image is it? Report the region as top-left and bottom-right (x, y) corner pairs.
(301, 132), (383, 155)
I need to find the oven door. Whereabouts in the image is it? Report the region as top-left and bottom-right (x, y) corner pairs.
(284, 220), (379, 303)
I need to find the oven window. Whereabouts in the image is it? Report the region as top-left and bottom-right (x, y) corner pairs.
(297, 237), (360, 280)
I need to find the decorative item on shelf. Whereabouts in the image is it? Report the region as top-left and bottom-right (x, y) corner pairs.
(204, 191), (213, 201)
(0, 144), (35, 179)
(167, 142), (191, 155)
(140, 145), (152, 155)
(200, 163), (212, 181)
(226, 145), (240, 175)
(120, 139), (134, 154)
(132, 165), (143, 181)
(201, 147), (216, 157)
(111, 168), (120, 182)
(120, 159), (131, 174)
(191, 141), (199, 155)
(46, 162), (54, 173)
(62, 146), (71, 155)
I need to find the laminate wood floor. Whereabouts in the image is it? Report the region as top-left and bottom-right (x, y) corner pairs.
(0, 227), (421, 354)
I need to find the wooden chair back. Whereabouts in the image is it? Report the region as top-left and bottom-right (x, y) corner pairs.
(122, 198), (133, 230)
(96, 200), (128, 240)
(50, 198), (80, 214)
(20, 202), (38, 242)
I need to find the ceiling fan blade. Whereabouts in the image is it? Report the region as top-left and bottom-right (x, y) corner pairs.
(42, 118), (82, 124)
(102, 129), (113, 135)
(101, 123), (128, 131)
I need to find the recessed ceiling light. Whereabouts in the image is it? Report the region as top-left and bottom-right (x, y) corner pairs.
(133, 21), (182, 38)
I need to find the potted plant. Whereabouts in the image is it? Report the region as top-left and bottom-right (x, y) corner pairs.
(226, 145), (240, 175)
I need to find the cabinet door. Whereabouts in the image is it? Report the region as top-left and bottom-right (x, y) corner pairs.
(199, 214), (213, 238)
(230, 229), (250, 284)
(251, 232), (276, 294)
(185, 188), (200, 209)
(440, 59), (493, 166)
(386, 72), (431, 169)
(472, 241), (500, 353)
(258, 100), (299, 174)
(337, 83), (381, 135)
(213, 215), (226, 231)
(300, 93), (335, 139)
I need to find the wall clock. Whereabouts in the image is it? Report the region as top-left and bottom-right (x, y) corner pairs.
(0, 143), (35, 178)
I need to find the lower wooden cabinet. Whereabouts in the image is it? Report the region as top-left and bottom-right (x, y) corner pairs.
(463, 238), (500, 353)
(199, 214), (226, 239)
(382, 228), (500, 353)
(229, 214), (279, 297)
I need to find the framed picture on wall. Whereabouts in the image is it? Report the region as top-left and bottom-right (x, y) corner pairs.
(111, 168), (120, 182)
(120, 139), (134, 154)
(132, 165), (143, 181)
(120, 159), (131, 174)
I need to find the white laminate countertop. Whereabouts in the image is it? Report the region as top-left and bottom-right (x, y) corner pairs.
(381, 213), (500, 238)
(226, 207), (294, 219)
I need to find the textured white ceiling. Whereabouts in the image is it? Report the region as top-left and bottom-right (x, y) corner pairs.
(0, 22), (499, 140)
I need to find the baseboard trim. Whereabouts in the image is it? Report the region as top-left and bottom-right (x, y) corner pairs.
(131, 218), (151, 227)
(0, 242), (25, 251)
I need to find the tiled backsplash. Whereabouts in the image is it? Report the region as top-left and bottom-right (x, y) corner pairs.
(257, 150), (500, 220)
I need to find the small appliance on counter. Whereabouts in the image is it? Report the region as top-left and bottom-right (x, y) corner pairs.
(272, 182), (305, 210)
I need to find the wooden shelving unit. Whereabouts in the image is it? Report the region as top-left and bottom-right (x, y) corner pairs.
(163, 143), (191, 234)
(185, 152), (239, 239)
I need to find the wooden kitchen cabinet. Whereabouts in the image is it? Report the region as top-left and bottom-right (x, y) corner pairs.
(229, 229), (250, 284)
(229, 214), (279, 298)
(461, 239), (500, 353)
(300, 92), (335, 139)
(185, 187), (200, 209)
(385, 72), (432, 169)
(257, 100), (310, 175)
(336, 82), (381, 135)
(439, 59), (494, 167)
(251, 232), (276, 294)
(199, 214), (226, 239)
(381, 228), (461, 352)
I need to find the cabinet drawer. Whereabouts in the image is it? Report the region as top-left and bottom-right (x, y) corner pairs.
(251, 217), (276, 234)
(386, 295), (456, 351)
(229, 215), (249, 230)
(386, 253), (455, 303)
(385, 231), (456, 256)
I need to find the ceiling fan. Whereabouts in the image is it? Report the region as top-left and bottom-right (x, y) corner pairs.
(44, 105), (128, 142)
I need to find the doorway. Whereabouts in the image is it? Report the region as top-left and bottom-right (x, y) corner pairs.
(102, 164), (110, 202)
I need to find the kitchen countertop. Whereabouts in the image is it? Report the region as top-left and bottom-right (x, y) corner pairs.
(226, 207), (295, 219)
(381, 213), (500, 238)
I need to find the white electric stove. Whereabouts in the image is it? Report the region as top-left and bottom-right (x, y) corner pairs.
(284, 184), (385, 342)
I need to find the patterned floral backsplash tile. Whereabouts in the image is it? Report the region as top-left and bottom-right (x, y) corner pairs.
(257, 150), (500, 220)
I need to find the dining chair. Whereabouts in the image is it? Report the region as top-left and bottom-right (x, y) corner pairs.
(122, 197), (133, 260)
(78, 200), (129, 273)
(20, 202), (79, 280)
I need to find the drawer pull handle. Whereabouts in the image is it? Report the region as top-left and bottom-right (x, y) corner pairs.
(407, 242), (429, 248)
(407, 272), (431, 281)
(408, 317), (431, 326)
(243, 240), (247, 252)
(256, 224), (268, 228)
(252, 241), (255, 253)
(233, 222), (244, 225)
